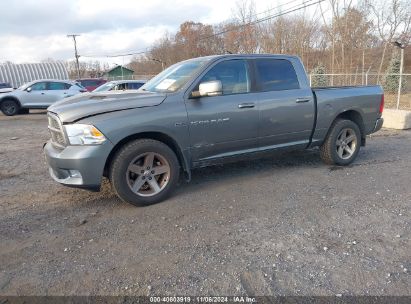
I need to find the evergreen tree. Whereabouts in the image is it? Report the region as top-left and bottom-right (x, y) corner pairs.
(311, 64), (328, 87)
(383, 54), (406, 93)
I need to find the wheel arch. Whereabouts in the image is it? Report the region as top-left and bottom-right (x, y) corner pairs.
(104, 131), (191, 180)
(0, 96), (22, 107)
(332, 109), (365, 145)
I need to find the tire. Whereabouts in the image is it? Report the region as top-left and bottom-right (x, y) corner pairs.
(320, 119), (361, 166)
(109, 139), (180, 206)
(0, 99), (20, 116)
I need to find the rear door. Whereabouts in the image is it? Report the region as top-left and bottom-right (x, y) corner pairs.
(253, 58), (315, 149)
(46, 82), (70, 104)
(184, 59), (260, 163)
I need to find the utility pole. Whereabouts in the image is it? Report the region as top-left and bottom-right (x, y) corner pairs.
(67, 34), (81, 79)
(392, 41), (405, 110)
(151, 58), (165, 71)
(397, 47), (404, 110)
(362, 49), (365, 85)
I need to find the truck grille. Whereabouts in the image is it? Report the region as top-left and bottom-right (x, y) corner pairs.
(47, 113), (66, 148)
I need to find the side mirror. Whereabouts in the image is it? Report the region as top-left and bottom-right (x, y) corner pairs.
(26, 87), (32, 92)
(198, 80), (222, 97)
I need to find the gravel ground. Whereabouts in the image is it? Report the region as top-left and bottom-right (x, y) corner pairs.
(0, 112), (410, 296)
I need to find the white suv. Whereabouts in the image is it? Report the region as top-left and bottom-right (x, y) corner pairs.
(0, 79), (86, 116)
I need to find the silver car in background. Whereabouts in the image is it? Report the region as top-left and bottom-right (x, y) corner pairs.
(93, 80), (146, 92)
(0, 79), (87, 116)
(0, 82), (14, 94)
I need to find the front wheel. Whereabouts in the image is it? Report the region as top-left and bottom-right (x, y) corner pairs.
(109, 139), (180, 206)
(320, 119), (361, 166)
(1, 99), (20, 116)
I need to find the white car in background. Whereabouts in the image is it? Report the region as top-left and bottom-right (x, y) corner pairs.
(0, 79), (87, 116)
(93, 79), (146, 92)
(0, 82), (14, 94)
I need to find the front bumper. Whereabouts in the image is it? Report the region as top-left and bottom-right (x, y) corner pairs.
(43, 140), (113, 190)
(373, 117), (384, 133)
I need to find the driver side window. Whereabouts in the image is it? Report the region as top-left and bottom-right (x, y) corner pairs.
(199, 59), (250, 95)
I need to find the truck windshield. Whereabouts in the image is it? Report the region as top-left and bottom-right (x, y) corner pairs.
(141, 58), (210, 93)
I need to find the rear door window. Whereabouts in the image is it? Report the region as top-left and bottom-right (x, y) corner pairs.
(254, 59), (300, 92)
(48, 82), (67, 90)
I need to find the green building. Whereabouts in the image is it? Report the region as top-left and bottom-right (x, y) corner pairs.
(105, 65), (134, 80)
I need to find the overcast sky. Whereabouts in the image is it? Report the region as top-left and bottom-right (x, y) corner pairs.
(0, 0), (326, 66)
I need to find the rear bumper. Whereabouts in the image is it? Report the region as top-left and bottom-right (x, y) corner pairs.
(373, 117), (384, 133)
(43, 140), (113, 190)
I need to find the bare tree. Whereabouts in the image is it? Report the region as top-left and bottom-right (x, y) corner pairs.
(127, 0), (411, 77)
(232, 0), (259, 53)
(65, 60), (107, 79)
(370, 0), (411, 81)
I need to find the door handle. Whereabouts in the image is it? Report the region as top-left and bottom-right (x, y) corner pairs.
(296, 98), (310, 103)
(238, 103), (255, 109)
(41, 93), (45, 95)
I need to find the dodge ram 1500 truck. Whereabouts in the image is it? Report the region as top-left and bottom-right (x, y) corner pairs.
(44, 54), (384, 206)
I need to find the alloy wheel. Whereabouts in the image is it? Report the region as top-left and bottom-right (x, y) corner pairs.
(3, 101), (17, 115)
(126, 152), (171, 197)
(336, 128), (357, 160)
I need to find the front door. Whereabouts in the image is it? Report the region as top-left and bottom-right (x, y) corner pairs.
(21, 81), (55, 107)
(185, 59), (259, 163)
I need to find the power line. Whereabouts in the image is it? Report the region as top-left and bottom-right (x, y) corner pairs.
(79, 0), (324, 59)
(199, 0), (324, 41)
(86, 1), (305, 58)
(105, 50), (149, 58)
(239, 0), (305, 20)
(81, 48), (150, 58)
(79, 1), (299, 59)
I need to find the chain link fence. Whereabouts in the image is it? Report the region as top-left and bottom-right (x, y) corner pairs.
(74, 72), (410, 110)
(309, 73), (411, 110)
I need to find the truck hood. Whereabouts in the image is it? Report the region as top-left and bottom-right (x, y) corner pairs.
(48, 90), (167, 123)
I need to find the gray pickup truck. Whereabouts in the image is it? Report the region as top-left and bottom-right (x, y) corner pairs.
(44, 54), (384, 206)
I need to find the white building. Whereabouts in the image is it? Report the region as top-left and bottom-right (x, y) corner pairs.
(0, 61), (68, 88)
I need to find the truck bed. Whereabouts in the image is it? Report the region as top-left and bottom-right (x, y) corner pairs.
(311, 85), (384, 145)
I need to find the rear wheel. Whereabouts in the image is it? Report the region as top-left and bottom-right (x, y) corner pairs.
(1, 99), (20, 116)
(320, 119), (361, 165)
(109, 139), (180, 206)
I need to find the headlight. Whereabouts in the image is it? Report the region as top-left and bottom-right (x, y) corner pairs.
(64, 124), (106, 145)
